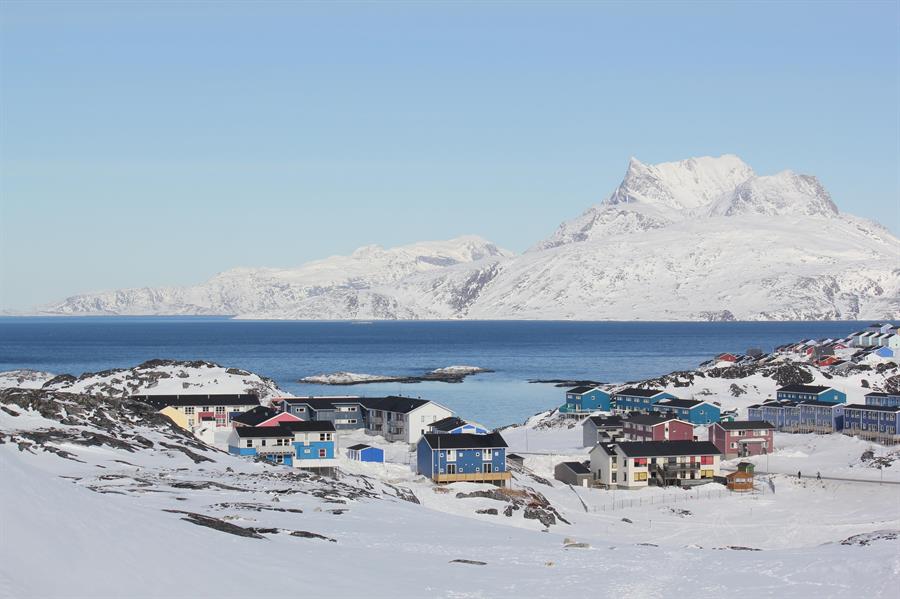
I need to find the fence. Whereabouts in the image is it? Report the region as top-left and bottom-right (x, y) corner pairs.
(587, 483), (770, 512)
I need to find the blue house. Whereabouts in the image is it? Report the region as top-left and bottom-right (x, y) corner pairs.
(561, 386), (612, 413)
(748, 400), (800, 431)
(776, 384), (846, 405)
(652, 399), (721, 425)
(843, 404), (900, 444)
(866, 392), (900, 408)
(797, 401), (844, 433)
(613, 388), (676, 413)
(227, 426), (297, 466)
(227, 421), (337, 468)
(279, 397), (365, 431)
(416, 432), (510, 487)
(281, 421), (337, 462)
(347, 443), (384, 463)
(427, 416), (489, 435)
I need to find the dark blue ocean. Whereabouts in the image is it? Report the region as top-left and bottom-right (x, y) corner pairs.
(0, 318), (875, 428)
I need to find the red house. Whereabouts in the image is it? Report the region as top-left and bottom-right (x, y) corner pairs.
(622, 413), (694, 442)
(708, 421), (774, 459)
(716, 353), (739, 362)
(232, 406), (303, 428)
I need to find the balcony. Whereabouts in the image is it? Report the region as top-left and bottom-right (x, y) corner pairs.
(255, 445), (294, 455)
(661, 462), (700, 472)
(433, 471), (512, 484)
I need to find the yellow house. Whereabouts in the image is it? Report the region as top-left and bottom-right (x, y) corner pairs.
(160, 406), (189, 430)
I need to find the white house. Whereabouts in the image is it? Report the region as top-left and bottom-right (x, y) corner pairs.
(361, 396), (454, 445)
(589, 440), (722, 489)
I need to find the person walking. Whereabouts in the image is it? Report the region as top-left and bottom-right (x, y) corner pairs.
(817, 471), (821, 480)
(798, 471), (802, 479)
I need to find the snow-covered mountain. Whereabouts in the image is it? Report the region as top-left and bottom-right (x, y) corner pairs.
(45, 236), (511, 317)
(43, 155), (900, 321)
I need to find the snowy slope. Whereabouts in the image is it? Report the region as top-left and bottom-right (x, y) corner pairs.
(3, 383), (900, 598)
(41, 155), (900, 321)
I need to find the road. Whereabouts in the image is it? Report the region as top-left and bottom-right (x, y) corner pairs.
(720, 467), (900, 486)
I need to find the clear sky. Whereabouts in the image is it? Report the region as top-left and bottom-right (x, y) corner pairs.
(1, 0), (898, 310)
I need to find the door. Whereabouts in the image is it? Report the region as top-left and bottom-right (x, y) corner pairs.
(446, 464), (457, 475)
(484, 463), (493, 474)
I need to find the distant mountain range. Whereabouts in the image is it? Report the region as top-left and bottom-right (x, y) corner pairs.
(44, 155), (900, 321)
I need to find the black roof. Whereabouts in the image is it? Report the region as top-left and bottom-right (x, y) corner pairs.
(715, 421), (775, 430)
(279, 397), (362, 410)
(231, 405), (280, 426)
(421, 432), (508, 449)
(798, 400), (844, 408)
(624, 412), (681, 426)
(865, 392), (899, 397)
(347, 444), (373, 450)
(567, 386), (600, 395)
(615, 387), (667, 398)
(844, 404), (900, 413)
(359, 396), (437, 414)
(656, 399), (705, 409)
(587, 415), (623, 427)
(429, 416), (469, 432)
(133, 393), (260, 409)
(777, 384), (832, 394)
(280, 420), (336, 433)
(616, 441), (721, 458)
(233, 426), (293, 438)
(507, 453), (524, 460)
(559, 461), (591, 474)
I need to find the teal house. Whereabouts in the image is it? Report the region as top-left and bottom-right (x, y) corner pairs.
(561, 386), (612, 413)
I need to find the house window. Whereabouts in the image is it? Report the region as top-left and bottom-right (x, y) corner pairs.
(447, 450), (456, 462)
(611, 473), (617, 482)
(184, 406), (195, 415)
(202, 406), (210, 412)
(245, 440), (252, 448)
(261, 439), (267, 446)
(215, 406), (225, 414)
(482, 450), (492, 461)
(318, 449), (326, 458)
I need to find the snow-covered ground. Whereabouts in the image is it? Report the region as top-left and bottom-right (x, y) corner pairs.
(2, 355), (900, 598)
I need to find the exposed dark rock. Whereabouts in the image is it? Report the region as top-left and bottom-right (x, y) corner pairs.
(476, 508), (498, 515)
(450, 559), (487, 565)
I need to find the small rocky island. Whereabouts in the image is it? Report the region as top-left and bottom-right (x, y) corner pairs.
(298, 365), (493, 385)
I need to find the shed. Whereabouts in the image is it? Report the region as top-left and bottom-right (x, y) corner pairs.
(506, 453), (525, 468)
(554, 461), (592, 487)
(726, 470), (754, 492)
(347, 444), (384, 463)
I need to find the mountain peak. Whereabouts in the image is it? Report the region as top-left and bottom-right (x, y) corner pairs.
(606, 154), (755, 212)
(709, 170), (839, 218)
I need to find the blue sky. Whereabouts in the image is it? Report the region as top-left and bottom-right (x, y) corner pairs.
(1, 1), (898, 310)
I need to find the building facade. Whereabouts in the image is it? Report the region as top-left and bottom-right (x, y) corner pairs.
(776, 384), (846, 405)
(582, 415), (624, 447)
(866, 392), (900, 408)
(561, 386), (612, 414)
(134, 393), (260, 429)
(652, 399), (721, 425)
(622, 413), (693, 442)
(842, 404), (900, 444)
(589, 441), (721, 489)
(709, 421), (774, 458)
(416, 433), (510, 486)
(613, 388), (677, 413)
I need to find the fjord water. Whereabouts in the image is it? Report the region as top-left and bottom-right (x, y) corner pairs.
(0, 318), (872, 428)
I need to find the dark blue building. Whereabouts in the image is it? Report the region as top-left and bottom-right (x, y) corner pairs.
(843, 404), (900, 444)
(776, 384), (846, 405)
(417, 432), (510, 487)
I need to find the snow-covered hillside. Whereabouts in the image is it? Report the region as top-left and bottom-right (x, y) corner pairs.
(42, 155), (900, 321)
(3, 381), (899, 598)
(0, 360), (289, 402)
